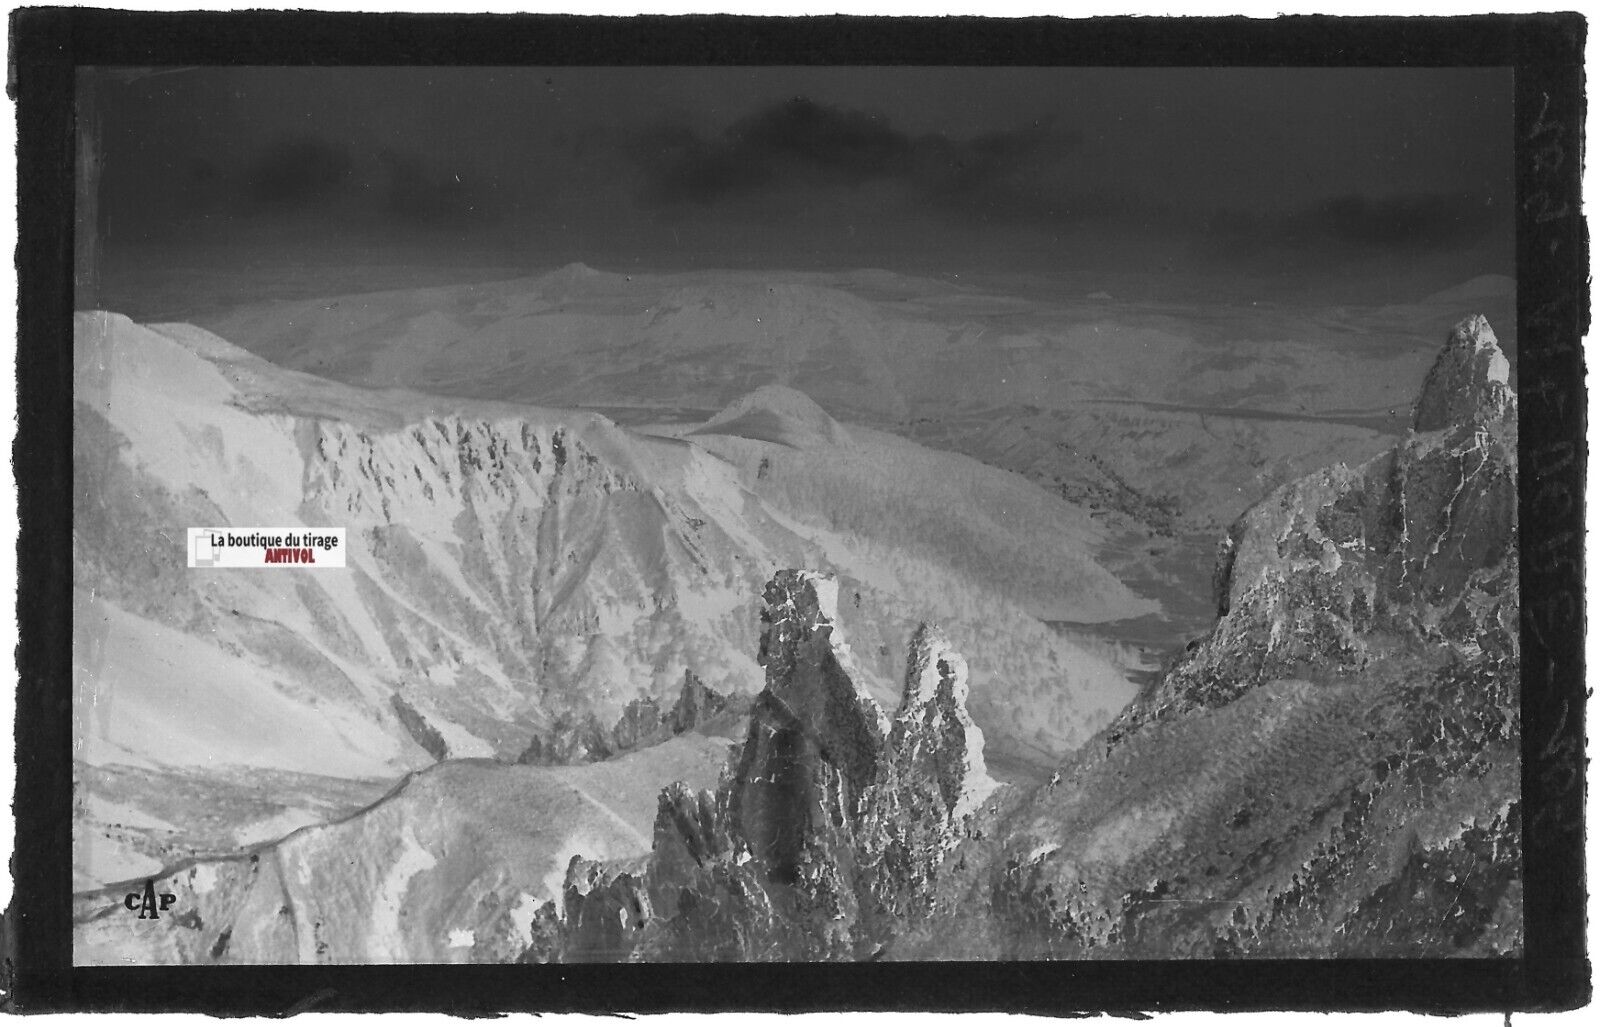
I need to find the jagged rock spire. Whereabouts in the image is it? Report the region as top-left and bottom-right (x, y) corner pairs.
(669, 668), (729, 734)
(558, 856), (652, 962)
(734, 571), (888, 882)
(559, 570), (999, 960)
(893, 623), (997, 823)
(1413, 315), (1515, 432)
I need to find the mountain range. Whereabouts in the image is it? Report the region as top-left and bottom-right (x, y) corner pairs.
(549, 314), (1522, 961)
(71, 266), (1518, 962)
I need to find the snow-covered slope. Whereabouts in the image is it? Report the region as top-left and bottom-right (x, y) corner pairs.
(74, 311), (1146, 890)
(689, 383), (853, 450)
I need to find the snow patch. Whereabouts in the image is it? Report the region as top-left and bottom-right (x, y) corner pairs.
(73, 833), (163, 891)
(235, 810), (325, 847)
(190, 862), (219, 896)
(86, 795), (179, 833)
(1482, 344), (1510, 386)
(507, 891), (543, 949)
(368, 825), (437, 960)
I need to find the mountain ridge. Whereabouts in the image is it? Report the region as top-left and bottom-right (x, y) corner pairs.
(72, 303), (1517, 963)
(73, 309), (1149, 895)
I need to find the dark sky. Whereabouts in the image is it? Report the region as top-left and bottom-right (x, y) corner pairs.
(85, 66), (1514, 276)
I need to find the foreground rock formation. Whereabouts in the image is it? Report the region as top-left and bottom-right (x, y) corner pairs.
(542, 314), (1521, 961)
(72, 313), (1520, 963)
(542, 571), (997, 961)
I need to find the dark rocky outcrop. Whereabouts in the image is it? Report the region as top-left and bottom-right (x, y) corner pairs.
(668, 669), (736, 734)
(886, 623), (994, 823)
(544, 571), (996, 961)
(517, 669), (745, 766)
(855, 623), (997, 926)
(556, 856), (654, 963)
(391, 694), (450, 762)
(732, 571), (889, 888)
(515, 711), (612, 765)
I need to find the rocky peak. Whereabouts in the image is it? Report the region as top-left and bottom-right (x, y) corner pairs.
(668, 668), (732, 734)
(557, 855), (653, 962)
(735, 570), (888, 882)
(1117, 313), (1519, 736)
(748, 571), (888, 794)
(1413, 314), (1515, 432)
(551, 570), (998, 960)
(517, 668), (743, 766)
(891, 623), (997, 823)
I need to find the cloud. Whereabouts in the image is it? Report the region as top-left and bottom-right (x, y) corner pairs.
(1291, 192), (1502, 248)
(1206, 191), (1505, 251)
(636, 97), (1080, 214)
(230, 133), (502, 226)
(246, 134), (352, 205)
(374, 147), (498, 224)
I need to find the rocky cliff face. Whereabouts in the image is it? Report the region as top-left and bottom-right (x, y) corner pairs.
(549, 570), (999, 961)
(1117, 314), (1517, 735)
(970, 314), (1520, 959)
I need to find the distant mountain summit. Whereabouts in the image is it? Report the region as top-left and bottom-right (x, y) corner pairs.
(536, 261), (614, 289)
(690, 384), (852, 449)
